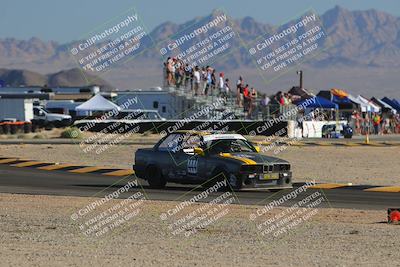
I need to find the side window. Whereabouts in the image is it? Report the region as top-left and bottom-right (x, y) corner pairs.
(181, 135), (201, 149)
(157, 134), (182, 153)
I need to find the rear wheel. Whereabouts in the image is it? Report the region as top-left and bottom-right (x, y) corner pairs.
(146, 165), (166, 189)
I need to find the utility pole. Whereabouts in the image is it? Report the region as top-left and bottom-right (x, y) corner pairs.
(296, 70), (303, 89)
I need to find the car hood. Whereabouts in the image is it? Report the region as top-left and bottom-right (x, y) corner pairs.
(217, 152), (288, 165)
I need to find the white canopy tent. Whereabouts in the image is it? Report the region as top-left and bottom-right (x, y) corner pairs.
(347, 94), (366, 110)
(75, 94), (121, 112)
(356, 95), (381, 113)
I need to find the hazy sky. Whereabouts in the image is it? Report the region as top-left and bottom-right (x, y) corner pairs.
(1, 0), (399, 43)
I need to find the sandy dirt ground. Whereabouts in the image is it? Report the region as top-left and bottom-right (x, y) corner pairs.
(0, 193), (398, 267)
(0, 142), (399, 186)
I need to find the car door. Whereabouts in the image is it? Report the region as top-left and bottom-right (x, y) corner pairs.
(155, 133), (185, 180)
(179, 134), (208, 182)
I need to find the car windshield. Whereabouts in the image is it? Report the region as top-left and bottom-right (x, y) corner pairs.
(144, 112), (161, 120)
(205, 139), (256, 154)
(35, 107), (49, 113)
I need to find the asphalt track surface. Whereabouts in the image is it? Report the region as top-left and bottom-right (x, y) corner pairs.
(0, 165), (399, 210)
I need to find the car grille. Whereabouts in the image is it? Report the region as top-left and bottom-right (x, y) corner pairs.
(241, 163), (290, 173)
(263, 164), (290, 172)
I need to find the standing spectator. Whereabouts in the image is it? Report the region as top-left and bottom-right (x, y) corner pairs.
(193, 66), (201, 96)
(224, 78), (231, 100)
(395, 114), (400, 133)
(296, 110), (304, 138)
(175, 60), (184, 88)
(383, 116), (391, 134)
(249, 87), (258, 119)
(203, 67), (212, 96)
(211, 69), (216, 96)
(201, 67), (207, 95)
(372, 113), (381, 134)
(353, 111), (361, 135)
(243, 84), (250, 117)
(275, 91), (284, 105)
(261, 94), (270, 106)
(364, 113), (370, 135)
(166, 57), (174, 86)
(163, 58), (168, 87)
(218, 72), (225, 98)
(236, 76), (243, 107)
(170, 58), (177, 85)
(184, 64), (193, 90)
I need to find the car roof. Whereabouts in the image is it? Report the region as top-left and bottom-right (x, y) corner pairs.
(171, 131), (246, 141)
(203, 134), (246, 142)
(173, 130), (211, 136)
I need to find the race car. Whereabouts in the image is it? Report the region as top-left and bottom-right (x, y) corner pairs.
(134, 131), (292, 190)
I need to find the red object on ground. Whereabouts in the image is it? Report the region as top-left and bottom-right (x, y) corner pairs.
(390, 211), (400, 222)
(388, 209), (400, 224)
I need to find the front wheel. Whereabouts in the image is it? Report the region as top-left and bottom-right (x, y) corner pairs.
(146, 165), (166, 189)
(212, 169), (242, 191)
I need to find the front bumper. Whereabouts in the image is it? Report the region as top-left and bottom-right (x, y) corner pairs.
(240, 171), (292, 189)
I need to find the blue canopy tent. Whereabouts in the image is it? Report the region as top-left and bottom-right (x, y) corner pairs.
(297, 96), (338, 109)
(382, 97), (400, 112)
(317, 90), (355, 109)
(371, 97), (396, 113)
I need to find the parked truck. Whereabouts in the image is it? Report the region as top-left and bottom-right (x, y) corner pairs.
(33, 106), (72, 128)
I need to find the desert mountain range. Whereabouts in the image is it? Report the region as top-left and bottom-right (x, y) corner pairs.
(0, 6), (399, 97)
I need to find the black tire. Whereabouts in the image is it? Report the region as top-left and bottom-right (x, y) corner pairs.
(10, 124), (17, 134)
(16, 124), (24, 134)
(2, 124), (10, 134)
(23, 123), (32, 133)
(146, 165), (166, 189)
(45, 123), (54, 131)
(212, 168), (242, 191)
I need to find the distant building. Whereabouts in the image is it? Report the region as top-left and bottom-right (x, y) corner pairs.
(115, 87), (196, 119)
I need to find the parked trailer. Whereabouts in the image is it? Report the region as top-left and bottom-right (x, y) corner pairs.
(0, 120), (33, 134)
(0, 99), (35, 134)
(0, 98), (34, 121)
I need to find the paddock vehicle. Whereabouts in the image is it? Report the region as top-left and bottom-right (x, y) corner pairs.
(134, 131), (292, 190)
(33, 106), (72, 128)
(321, 122), (353, 138)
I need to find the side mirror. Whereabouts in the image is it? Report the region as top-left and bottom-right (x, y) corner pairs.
(194, 147), (205, 156)
(254, 146), (261, 153)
